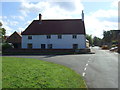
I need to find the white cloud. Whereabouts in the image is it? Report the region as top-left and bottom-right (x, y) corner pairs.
(2, 0), (118, 37)
(0, 20), (13, 36)
(19, 1), (118, 38)
(0, 16), (7, 20)
(90, 9), (117, 18)
(18, 27), (24, 33)
(85, 9), (118, 38)
(111, 0), (118, 8)
(11, 16), (24, 21)
(0, 16), (19, 35)
(3, 19), (19, 26)
(20, 0), (84, 19)
(10, 21), (19, 26)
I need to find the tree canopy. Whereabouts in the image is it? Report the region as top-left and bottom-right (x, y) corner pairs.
(0, 22), (6, 43)
(0, 22), (2, 26)
(86, 34), (93, 46)
(102, 30), (120, 46)
(93, 36), (102, 46)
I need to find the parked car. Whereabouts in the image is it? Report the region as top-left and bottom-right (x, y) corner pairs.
(101, 45), (109, 50)
(110, 47), (118, 52)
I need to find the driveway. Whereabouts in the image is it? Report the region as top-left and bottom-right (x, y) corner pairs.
(5, 47), (118, 88)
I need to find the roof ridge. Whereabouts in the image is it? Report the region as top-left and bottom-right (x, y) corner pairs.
(34, 19), (82, 21)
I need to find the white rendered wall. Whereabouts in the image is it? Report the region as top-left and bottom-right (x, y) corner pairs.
(22, 35), (86, 49)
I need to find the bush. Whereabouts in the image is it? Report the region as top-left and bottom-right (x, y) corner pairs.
(112, 44), (117, 47)
(2, 43), (13, 50)
(112, 40), (118, 45)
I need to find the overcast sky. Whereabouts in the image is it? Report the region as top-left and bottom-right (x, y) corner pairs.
(0, 0), (118, 38)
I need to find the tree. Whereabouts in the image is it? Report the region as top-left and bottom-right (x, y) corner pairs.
(0, 22), (2, 26)
(0, 22), (6, 43)
(86, 34), (93, 46)
(102, 30), (112, 45)
(93, 36), (102, 46)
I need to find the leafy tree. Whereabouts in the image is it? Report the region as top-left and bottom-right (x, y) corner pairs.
(86, 34), (93, 46)
(2, 43), (13, 50)
(0, 22), (2, 26)
(102, 30), (112, 44)
(0, 22), (14, 51)
(0, 22), (6, 43)
(93, 36), (102, 46)
(102, 30), (120, 49)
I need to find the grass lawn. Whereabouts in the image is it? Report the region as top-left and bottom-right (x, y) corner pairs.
(2, 57), (87, 88)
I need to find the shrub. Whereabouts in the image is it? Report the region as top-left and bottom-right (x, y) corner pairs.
(2, 43), (13, 50)
(112, 44), (117, 47)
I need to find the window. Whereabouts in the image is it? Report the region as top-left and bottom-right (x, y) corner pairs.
(73, 44), (78, 49)
(47, 44), (52, 49)
(27, 43), (32, 49)
(72, 35), (77, 39)
(28, 36), (32, 39)
(58, 35), (62, 39)
(47, 35), (51, 39)
(41, 44), (46, 49)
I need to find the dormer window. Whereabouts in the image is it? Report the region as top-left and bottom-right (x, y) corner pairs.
(47, 35), (51, 39)
(58, 35), (62, 39)
(28, 36), (32, 39)
(72, 35), (77, 39)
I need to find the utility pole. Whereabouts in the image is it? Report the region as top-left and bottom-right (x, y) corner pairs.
(118, 32), (120, 53)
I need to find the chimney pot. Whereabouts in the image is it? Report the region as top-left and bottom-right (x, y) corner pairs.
(82, 10), (84, 21)
(39, 14), (42, 21)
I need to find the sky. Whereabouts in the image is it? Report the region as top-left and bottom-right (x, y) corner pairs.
(0, 0), (118, 38)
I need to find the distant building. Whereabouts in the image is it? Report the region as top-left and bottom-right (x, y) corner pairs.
(21, 11), (87, 49)
(86, 39), (89, 48)
(6, 31), (21, 48)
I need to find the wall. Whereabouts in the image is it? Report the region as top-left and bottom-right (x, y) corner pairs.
(22, 34), (86, 49)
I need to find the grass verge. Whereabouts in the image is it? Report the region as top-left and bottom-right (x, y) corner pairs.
(2, 57), (87, 88)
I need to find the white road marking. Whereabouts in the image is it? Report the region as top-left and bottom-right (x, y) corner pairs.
(86, 63), (88, 66)
(82, 72), (86, 77)
(82, 57), (94, 77)
(84, 67), (87, 71)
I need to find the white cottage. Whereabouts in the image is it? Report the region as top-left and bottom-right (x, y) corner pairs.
(21, 11), (86, 49)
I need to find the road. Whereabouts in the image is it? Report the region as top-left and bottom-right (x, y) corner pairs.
(6, 47), (118, 88)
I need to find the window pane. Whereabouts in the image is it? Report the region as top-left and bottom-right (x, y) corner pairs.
(41, 44), (46, 49)
(72, 35), (77, 39)
(28, 36), (32, 39)
(27, 43), (32, 49)
(48, 44), (52, 49)
(73, 44), (78, 49)
(58, 35), (62, 39)
(47, 35), (51, 39)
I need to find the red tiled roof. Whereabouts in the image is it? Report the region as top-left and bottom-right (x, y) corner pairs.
(21, 19), (86, 35)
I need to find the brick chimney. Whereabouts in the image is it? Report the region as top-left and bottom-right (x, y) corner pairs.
(39, 14), (42, 21)
(82, 10), (84, 21)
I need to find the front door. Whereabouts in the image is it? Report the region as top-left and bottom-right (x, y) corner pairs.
(41, 44), (46, 49)
(73, 44), (78, 49)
